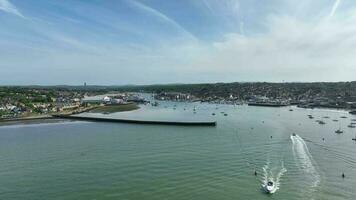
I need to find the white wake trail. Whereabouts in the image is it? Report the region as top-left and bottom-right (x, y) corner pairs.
(291, 134), (320, 188)
(262, 162), (287, 194)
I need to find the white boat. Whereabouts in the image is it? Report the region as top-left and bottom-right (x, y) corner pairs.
(262, 181), (275, 193)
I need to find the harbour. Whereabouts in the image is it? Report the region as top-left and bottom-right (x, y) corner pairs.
(1, 102), (356, 200)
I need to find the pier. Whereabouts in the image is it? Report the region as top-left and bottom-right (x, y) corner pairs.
(53, 115), (217, 126)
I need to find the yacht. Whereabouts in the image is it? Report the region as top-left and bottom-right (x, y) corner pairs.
(347, 124), (356, 128)
(262, 181), (275, 194)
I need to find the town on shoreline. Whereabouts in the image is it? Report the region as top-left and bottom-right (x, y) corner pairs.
(1, 81), (356, 120)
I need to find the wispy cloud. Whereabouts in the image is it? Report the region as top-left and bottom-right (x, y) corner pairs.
(1, 0), (356, 85)
(127, 0), (198, 41)
(329, 0), (341, 17)
(0, 0), (24, 18)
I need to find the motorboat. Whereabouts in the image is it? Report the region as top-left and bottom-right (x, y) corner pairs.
(262, 181), (275, 194)
(318, 120), (326, 125)
(292, 133), (296, 136)
(347, 124), (356, 128)
(335, 129), (343, 134)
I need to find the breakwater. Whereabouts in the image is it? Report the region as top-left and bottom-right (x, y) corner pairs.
(53, 115), (217, 126)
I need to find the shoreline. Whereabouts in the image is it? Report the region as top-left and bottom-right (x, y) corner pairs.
(0, 117), (72, 127)
(1, 103), (354, 127)
(0, 115), (54, 122)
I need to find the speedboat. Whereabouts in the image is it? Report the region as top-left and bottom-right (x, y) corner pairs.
(318, 121), (326, 125)
(262, 181), (275, 194)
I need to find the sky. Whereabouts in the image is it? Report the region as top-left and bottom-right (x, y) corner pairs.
(1, 0), (356, 85)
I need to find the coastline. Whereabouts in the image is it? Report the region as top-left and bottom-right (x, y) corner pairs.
(1, 103), (353, 127)
(0, 117), (71, 127)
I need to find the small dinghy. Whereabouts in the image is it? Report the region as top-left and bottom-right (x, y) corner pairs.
(335, 129), (343, 134)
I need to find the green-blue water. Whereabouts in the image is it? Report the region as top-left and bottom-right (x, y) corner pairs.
(1, 102), (356, 199)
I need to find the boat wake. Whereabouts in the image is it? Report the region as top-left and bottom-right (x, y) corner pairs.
(290, 134), (320, 188)
(262, 162), (287, 194)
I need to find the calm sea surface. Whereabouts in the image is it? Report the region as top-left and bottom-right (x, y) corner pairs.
(1, 102), (356, 200)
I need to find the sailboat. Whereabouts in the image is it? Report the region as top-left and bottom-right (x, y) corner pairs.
(335, 119), (343, 134)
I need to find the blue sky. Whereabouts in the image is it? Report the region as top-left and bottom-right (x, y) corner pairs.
(1, 0), (356, 85)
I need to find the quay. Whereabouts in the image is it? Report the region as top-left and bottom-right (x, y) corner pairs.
(52, 115), (217, 126)
(248, 103), (289, 107)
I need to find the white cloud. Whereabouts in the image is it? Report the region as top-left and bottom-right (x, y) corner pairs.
(186, 8), (356, 82)
(0, 0), (24, 18)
